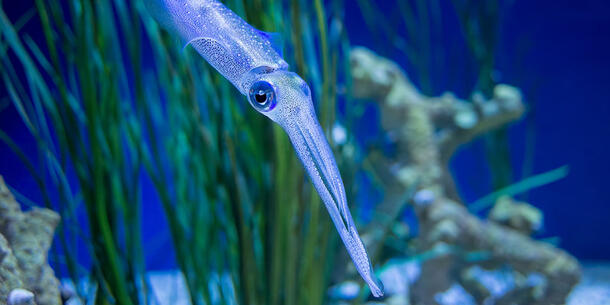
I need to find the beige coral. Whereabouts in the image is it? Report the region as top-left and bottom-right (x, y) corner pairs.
(349, 47), (580, 305)
(0, 176), (61, 305)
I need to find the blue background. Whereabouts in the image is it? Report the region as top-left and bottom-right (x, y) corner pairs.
(1, 0), (609, 271)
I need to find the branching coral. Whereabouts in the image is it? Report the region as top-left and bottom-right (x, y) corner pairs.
(350, 47), (580, 305)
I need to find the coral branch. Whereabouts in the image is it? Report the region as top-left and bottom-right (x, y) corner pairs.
(349, 47), (580, 305)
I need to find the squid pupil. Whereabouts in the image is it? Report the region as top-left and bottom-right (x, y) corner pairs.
(255, 91), (267, 104)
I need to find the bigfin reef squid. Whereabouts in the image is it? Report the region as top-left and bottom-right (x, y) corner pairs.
(145, 0), (384, 297)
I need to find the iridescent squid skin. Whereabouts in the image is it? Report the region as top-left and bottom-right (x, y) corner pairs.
(146, 0), (384, 297)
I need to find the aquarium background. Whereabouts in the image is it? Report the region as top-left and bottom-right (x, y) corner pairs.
(0, 0), (609, 304)
(345, 0), (610, 261)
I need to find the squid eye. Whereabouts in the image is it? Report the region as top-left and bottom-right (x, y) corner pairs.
(248, 81), (276, 111)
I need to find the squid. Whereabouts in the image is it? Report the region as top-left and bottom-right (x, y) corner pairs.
(146, 0), (384, 297)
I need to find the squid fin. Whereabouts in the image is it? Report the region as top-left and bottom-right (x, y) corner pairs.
(256, 30), (284, 56)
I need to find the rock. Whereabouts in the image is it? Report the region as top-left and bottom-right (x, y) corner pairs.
(1, 234), (24, 302)
(0, 177), (21, 232)
(434, 284), (475, 305)
(327, 281), (361, 300)
(0, 175), (61, 305)
(59, 283), (76, 304)
(7, 288), (35, 305)
(385, 293), (410, 305)
(365, 295), (410, 305)
(332, 123), (348, 145)
(377, 259), (420, 295)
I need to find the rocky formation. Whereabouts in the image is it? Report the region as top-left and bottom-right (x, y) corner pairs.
(0, 176), (61, 305)
(349, 47), (581, 305)
(7, 289), (35, 305)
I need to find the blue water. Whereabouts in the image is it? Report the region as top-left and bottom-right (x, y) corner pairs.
(0, 0), (609, 273)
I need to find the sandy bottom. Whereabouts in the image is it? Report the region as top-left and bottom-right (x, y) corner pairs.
(63, 262), (610, 304)
(567, 262), (610, 305)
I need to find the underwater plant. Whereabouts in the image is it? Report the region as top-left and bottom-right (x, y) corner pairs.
(0, 0), (375, 304)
